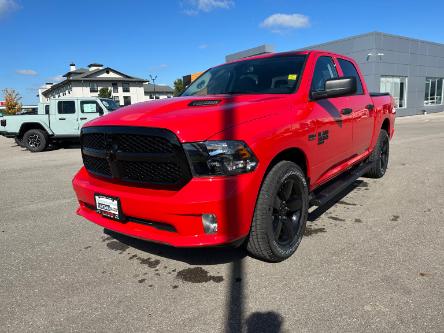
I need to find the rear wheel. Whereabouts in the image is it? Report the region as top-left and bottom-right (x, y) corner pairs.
(365, 129), (389, 178)
(23, 129), (48, 152)
(14, 136), (25, 147)
(246, 161), (308, 262)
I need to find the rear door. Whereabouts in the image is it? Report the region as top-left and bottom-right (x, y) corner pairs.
(337, 58), (374, 155)
(78, 100), (104, 129)
(308, 55), (354, 175)
(50, 100), (79, 136)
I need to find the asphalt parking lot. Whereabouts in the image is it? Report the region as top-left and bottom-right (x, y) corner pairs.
(1, 114), (443, 332)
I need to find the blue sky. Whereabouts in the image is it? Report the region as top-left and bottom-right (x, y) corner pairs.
(1, 0), (444, 104)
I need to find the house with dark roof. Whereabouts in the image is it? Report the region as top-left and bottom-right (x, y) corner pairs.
(39, 63), (149, 106)
(144, 83), (174, 100)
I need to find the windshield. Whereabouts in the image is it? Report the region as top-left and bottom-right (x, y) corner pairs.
(100, 99), (120, 111)
(182, 55), (306, 96)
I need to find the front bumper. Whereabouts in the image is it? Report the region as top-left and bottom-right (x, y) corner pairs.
(72, 167), (261, 247)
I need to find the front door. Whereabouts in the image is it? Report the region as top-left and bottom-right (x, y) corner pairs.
(50, 100), (79, 136)
(308, 56), (354, 178)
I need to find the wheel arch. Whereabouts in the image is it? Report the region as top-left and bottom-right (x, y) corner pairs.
(381, 117), (390, 134)
(19, 123), (51, 138)
(265, 147), (309, 186)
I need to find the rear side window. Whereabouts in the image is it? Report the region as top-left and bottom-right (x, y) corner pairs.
(44, 105), (50, 115)
(58, 101), (76, 114)
(338, 59), (364, 94)
(311, 56), (338, 92)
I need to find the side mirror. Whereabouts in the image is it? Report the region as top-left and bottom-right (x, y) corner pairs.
(311, 77), (357, 100)
(98, 107), (104, 116)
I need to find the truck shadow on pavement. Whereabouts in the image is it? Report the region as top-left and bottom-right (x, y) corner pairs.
(308, 179), (365, 222)
(103, 228), (247, 266)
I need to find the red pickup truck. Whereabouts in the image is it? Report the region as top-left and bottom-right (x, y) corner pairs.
(72, 50), (395, 262)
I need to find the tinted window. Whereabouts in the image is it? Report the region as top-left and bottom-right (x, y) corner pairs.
(338, 59), (363, 94)
(181, 55), (307, 96)
(123, 96), (131, 105)
(90, 82), (98, 93)
(44, 105), (50, 115)
(311, 56), (338, 92)
(58, 101), (76, 114)
(122, 83), (130, 92)
(81, 101), (101, 113)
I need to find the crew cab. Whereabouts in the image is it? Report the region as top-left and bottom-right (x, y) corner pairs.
(72, 51), (395, 262)
(0, 97), (119, 152)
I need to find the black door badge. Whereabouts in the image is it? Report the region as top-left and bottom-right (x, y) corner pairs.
(318, 130), (329, 145)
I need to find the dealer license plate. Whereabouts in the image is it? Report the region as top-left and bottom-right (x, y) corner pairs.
(95, 194), (122, 220)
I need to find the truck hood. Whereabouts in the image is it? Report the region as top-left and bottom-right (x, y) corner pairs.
(85, 95), (291, 142)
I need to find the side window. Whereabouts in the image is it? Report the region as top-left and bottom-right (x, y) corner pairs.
(311, 56), (338, 92)
(338, 59), (364, 94)
(81, 101), (101, 113)
(58, 101), (76, 114)
(45, 105), (50, 115)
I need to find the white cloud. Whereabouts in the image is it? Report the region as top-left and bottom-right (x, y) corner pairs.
(16, 69), (38, 76)
(0, 0), (20, 17)
(261, 13), (310, 32)
(199, 43), (208, 49)
(183, 0), (234, 14)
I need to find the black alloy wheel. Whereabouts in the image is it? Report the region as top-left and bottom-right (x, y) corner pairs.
(247, 161), (308, 262)
(23, 129), (48, 152)
(272, 177), (303, 247)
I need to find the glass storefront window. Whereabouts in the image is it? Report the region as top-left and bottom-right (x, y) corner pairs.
(380, 76), (407, 108)
(424, 78), (443, 105)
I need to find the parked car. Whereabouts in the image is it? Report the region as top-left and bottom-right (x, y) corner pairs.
(0, 97), (119, 152)
(16, 107), (38, 115)
(72, 50), (395, 262)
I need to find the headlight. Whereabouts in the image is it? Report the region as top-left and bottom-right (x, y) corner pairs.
(183, 140), (258, 176)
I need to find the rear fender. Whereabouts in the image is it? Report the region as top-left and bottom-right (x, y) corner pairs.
(19, 122), (54, 137)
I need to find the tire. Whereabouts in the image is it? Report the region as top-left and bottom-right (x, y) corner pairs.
(14, 136), (25, 147)
(23, 129), (48, 152)
(246, 161), (309, 262)
(364, 129), (390, 178)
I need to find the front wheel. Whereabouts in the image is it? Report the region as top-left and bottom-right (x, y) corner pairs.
(246, 161), (308, 262)
(23, 129), (48, 152)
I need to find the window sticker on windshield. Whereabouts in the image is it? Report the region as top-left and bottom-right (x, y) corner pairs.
(288, 74), (298, 80)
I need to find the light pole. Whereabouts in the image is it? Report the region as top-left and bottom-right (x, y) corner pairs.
(149, 74), (157, 99)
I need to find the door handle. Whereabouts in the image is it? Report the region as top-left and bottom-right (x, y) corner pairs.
(341, 108), (352, 115)
(59, 117), (66, 120)
(80, 117), (87, 120)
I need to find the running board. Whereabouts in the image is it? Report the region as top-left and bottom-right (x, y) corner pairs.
(309, 162), (373, 207)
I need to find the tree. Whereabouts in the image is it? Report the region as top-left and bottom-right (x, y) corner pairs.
(2, 89), (22, 115)
(98, 88), (112, 98)
(173, 78), (185, 96)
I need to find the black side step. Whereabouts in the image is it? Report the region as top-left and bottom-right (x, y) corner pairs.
(309, 162), (373, 207)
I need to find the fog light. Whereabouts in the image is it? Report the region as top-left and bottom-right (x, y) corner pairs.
(202, 214), (218, 234)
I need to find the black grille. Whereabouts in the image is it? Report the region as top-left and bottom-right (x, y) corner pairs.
(81, 126), (192, 189)
(121, 161), (182, 184)
(117, 134), (174, 153)
(82, 133), (106, 150)
(83, 155), (111, 177)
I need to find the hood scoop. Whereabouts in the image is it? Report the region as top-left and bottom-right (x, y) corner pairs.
(188, 100), (221, 107)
